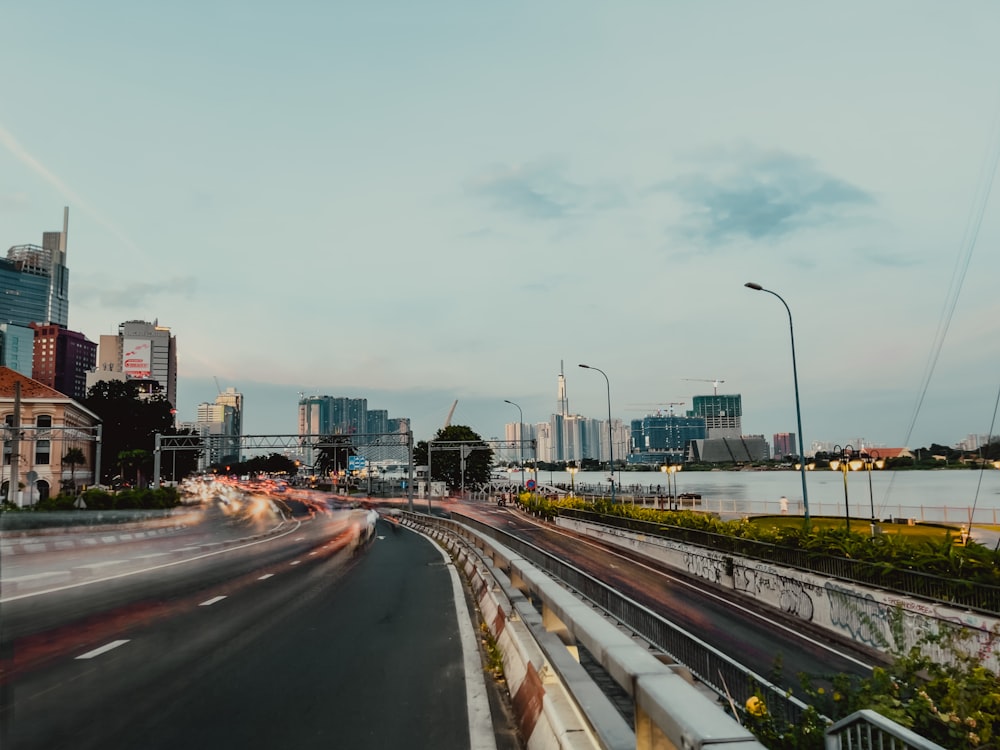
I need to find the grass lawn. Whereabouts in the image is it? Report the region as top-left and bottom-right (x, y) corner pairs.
(746, 515), (965, 545)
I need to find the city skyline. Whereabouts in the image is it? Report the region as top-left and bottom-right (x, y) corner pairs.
(3, 3), (999, 449)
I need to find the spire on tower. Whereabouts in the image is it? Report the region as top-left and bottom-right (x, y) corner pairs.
(557, 360), (570, 416)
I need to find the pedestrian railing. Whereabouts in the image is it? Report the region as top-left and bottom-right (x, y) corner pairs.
(824, 710), (946, 750)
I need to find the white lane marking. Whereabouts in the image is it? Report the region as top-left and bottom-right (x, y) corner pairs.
(426, 532), (496, 749)
(290, 560), (301, 565)
(308, 551), (318, 556)
(199, 596), (227, 606)
(1, 520), (303, 603)
(258, 573), (274, 580)
(76, 640), (129, 660)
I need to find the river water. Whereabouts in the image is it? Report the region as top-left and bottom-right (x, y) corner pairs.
(517, 469), (1000, 525)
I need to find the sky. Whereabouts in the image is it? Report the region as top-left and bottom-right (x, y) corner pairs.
(3, 1), (999, 451)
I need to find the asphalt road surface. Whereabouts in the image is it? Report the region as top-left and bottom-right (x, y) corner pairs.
(1, 511), (498, 750)
(450, 499), (884, 691)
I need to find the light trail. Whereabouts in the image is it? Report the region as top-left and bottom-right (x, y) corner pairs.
(0, 519), (303, 604)
(498, 507), (877, 672)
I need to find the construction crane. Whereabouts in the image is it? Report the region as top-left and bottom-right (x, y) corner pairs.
(626, 401), (684, 416)
(683, 378), (725, 395)
(443, 399), (458, 428)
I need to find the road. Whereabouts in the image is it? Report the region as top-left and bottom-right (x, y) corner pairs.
(1, 501), (501, 750)
(449, 498), (885, 692)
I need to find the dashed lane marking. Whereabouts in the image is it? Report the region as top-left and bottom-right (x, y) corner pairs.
(76, 640), (129, 660)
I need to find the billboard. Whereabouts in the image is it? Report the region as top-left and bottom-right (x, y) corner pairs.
(123, 338), (152, 378)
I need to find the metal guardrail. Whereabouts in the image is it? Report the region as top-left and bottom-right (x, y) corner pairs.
(560, 508), (1000, 616)
(442, 511), (811, 728)
(825, 710), (946, 750)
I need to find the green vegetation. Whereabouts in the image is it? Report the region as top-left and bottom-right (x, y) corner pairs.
(3, 486), (182, 512)
(82, 380), (199, 484)
(414, 425), (493, 489)
(518, 494), (1000, 748)
(521, 495), (1000, 587)
(745, 620), (999, 749)
(209, 452), (299, 477)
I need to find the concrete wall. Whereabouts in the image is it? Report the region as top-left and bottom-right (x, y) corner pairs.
(558, 516), (1000, 673)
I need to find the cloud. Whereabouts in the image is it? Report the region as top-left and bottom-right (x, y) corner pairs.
(466, 160), (624, 221)
(654, 148), (874, 243)
(74, 276), (198, 308)
(0, 123), (145, 255)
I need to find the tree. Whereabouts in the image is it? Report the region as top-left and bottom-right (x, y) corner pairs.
(414, 425), (493, 489)
(83, 381), (180, 484)
(210, 453), (298, 477)
(314, 435), (356, 475)
(117, 449), (151, 487)
(62, 447), (86, 493)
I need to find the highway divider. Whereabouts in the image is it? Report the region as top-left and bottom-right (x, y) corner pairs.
(404, 512), (765, 750)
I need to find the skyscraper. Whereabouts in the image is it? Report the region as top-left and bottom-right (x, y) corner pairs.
(0, 323), (34, 376)
(1, 207), (70, 329)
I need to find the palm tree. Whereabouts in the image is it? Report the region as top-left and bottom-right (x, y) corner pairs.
(62, 447), (86, 494)
(117, 449), (150, 488)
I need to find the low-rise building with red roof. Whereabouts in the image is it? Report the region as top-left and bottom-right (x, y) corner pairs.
(0, 366), (100, 505)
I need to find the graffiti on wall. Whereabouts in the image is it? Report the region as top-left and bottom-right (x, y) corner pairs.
(683, 551), (725, 583)
(733, 565), (816, 621)
(825, 582), (890, 649)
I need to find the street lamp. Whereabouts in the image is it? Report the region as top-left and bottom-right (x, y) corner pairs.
(503, 399), (525, 489)
(862, 449), (885, 537)
(745, 282), (811, 527)
(829, 444), (861, 532)
(579, 363), (615, 503)
(567, 464), (577, 496)
(659, 461), (683, 509)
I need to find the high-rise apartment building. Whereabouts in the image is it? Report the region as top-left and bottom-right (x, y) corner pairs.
(298, 395), (408, 467)
(628, 413), (707, 464)
(691, 394), (742, 439)
(96, 320), (178, 408)
(194, 388), (242, 469)
(215, 387), (243, 440)
(772, 432), (796, 460)
(507, 364), (627, 466)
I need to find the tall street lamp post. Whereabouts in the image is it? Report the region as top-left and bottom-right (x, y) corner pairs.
(745, 282), (811, 528)
(503, 399), (525, 489)
(567, 464), (577, 497)
(863, 449), (885, 537)
(829, 444), (860, 533)
(579, 364), (615, 503)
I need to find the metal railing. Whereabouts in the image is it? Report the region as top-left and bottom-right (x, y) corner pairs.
(560, 508), (1000, 616)
(435, 510), (812, 727)
(825, 710), (946, 750)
